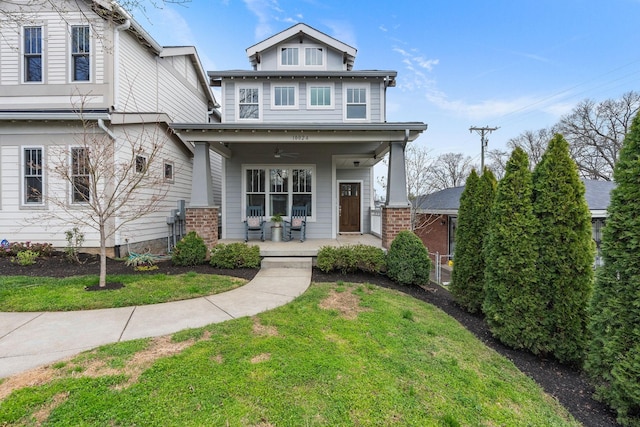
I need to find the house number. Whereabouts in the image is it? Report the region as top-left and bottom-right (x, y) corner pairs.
(292, 135), (309, 141)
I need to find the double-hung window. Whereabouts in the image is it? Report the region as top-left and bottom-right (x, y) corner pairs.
(24, 26), (42, 82)
(244, 166), (314, 218)
(308, 84), (333, 109)
(345, 86), (368, 120)
(24, 148), (43, 204)
(71, 25), (90, 81)
(238, 86), (260, 120)
(272, 84), (297, 109)
(71, 147), (90, 203)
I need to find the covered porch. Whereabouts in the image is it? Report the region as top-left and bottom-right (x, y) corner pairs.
(219, 233), (383, 257)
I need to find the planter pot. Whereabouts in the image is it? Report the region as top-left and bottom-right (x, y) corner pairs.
(271, 225), (283, 242)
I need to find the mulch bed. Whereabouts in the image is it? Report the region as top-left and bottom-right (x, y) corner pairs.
(0, 253), (619, 426)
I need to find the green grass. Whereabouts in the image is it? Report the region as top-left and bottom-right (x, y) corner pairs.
(0, 272), (246, 312)
(0, 283), (580, 426)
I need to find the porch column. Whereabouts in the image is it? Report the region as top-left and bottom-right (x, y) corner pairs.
(186, 141), (219, 249)
(383, 140), (412, 249)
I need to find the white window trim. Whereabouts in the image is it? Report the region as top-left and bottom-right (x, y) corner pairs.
(21, 146), (45, 208)
(303, 45), (326, 70)
(236, 84), (263, 122)
(306, 82), (334, 110)
(277, 44), (300, 69)
(70, 146), (90, 205)
(343, 83), (370, 122)
(270, 82), (298, 110)
(69, 24), (92, 83)
(242, 164), (316, 222)
(163, 160), (175, 183)
(21, 24), (45, 85)
(337, 179), (364, 233)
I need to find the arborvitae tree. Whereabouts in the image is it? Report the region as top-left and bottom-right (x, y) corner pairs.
(450, 168), (496, 313)
(532, 134), (594, 364)
(586, 113), (640, 426)
(483, 147), (543, 351)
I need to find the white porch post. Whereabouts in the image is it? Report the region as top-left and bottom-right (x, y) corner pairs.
(386, 141), (410, 207)
(190, 142), (214, 207)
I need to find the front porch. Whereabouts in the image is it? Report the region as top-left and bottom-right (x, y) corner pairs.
(219, 233), (383, 257)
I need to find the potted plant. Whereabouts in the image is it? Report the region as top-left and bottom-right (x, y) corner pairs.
(270, 213), (284, 242)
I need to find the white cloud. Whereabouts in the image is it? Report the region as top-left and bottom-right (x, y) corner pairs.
(243, 0), (282, 40)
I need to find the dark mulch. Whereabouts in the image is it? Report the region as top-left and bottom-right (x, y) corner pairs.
(0, 253), (618, 426)
(312, 269), (620, 427)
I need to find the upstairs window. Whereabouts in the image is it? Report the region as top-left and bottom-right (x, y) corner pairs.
(305, 47), (323, 66)
(71, 147), (90, 203)
(238, 87), (260, 120)
(24, 26), (42, 82)
(24, 148), (43, 204)
(346, 87), (368, 119)
(280, 47), (299, 66)
(272, 84), (297, 109)
(308, 85), (333, 108)
(71, 25), (90, 81)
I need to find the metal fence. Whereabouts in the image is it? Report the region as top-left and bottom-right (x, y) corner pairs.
(429, 252), (453, 286)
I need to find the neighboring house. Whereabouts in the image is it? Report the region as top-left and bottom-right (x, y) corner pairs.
(172, 23), (427, 248)
(0, 0), (220, 255)
(413, 180), (615, 263)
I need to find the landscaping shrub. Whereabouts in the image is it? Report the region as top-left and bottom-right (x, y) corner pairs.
(586, 112), (640, 426)
(171, 231), (207, 266)
(386, 230), (431, 286)
(125, 251), (160, 271)
(532, 134), (594, 364)
(316, 245), (386, 274)
(210, 242), (261, 269)
(0, 241), (54, 258)
(11, 249), (39, 266)
(64, 227), (85, 264)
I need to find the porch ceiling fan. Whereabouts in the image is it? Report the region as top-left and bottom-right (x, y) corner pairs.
(273, 146), (299, 158)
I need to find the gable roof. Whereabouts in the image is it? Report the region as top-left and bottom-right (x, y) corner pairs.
(246, 23), (357, 70)
(414, 179), (615, 216)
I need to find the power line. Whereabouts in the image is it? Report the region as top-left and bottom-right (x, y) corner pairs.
(469, 126), (499, 171)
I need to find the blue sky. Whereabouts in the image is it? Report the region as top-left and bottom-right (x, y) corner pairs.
(133, 0), (640, 167)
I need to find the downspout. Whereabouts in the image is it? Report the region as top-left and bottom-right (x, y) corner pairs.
(111, 1), (130, 111)
(97, 118), (116, 140)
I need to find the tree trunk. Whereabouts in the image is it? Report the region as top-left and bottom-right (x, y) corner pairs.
(99, 225), (107, 287)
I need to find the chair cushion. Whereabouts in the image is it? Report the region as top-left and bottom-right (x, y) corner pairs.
(247, 217), (261, 228)
(291, 218), (303, 227)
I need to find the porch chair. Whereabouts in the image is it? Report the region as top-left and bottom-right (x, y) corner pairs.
(244, 206), (265, 242)
(285, 205), (307, 242)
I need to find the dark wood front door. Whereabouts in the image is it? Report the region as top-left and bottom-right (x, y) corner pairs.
(339, 183), (361, 232)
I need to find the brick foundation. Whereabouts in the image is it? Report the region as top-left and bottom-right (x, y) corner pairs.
(186, 207), (219, 251)
(381, 206), (412, 249)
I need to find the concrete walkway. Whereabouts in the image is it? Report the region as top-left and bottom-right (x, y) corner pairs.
(0, 257), (312, 379)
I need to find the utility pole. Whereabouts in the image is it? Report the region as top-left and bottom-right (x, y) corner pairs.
(469, 126), (499, 171)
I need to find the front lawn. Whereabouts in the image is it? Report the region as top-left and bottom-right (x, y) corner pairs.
(0, 282), (579, 426)
(0, 273), (247, 312)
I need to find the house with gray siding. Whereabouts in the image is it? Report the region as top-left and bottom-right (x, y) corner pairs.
(0, 0), (220, 255)
(172, 23), (427, 248)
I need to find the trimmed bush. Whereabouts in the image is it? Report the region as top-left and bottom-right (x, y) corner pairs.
(386, 230), (431, 286)
(171, 231), (207, 266)
(586, 112), (640, 426)
(316, 244), (386, 274)
(210, 243), (261, 269)
(0, 241), (54, 258)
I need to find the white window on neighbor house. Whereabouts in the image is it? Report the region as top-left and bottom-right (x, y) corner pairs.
(164, 161), (174, 183)
(23, 147), (44, 205)
(71, 147), (90, 203)
(280, 47), (299, 66)
(307, 84), (333, 109)
(345, 85), (368, 120)
(304, 47), (324, 66)
(238, 86), (261, 120)
(24, 26), (43, 82)
(243, 166), (315, 219)
(272, 84), (297, 109)
(71, 25), (90, 82)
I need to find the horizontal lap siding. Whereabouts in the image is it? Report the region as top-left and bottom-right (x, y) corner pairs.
(336, 168), (373, 233)
(119, 33), (158, 112)
(158, 56), (209, 122)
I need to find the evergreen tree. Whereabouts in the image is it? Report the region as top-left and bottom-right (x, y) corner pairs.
(450, 168), (496, 313)
(586, 113), (640, 426)
(532, 134), (594, 364)
(483, 147), (543, 351)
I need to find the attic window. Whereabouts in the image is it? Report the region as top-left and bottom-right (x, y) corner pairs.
(281, 47), (299, 66)
(305, 47), (323, 66)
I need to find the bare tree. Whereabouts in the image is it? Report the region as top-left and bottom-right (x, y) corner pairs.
(506, 127), (558, 170)
(485, 148), (509, 180)
(43, 97), (170, 288)
(557, 91), (640, 181)
(377, 144), (437, 200)
(428, 152), (477, 192)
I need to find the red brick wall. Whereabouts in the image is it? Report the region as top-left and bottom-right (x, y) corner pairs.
(185, 207), (218, 251)
(414, 213), (449, 263)
(381, 206), (412, 249)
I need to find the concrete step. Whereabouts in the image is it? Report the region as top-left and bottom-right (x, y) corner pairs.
(261, 257), (313, 269)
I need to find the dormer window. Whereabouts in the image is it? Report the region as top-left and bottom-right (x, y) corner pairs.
(280, 47), (299, 66)
(305, 47), (323, 66)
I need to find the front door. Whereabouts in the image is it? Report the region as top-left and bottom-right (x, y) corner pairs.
(339, 183), (361, 232)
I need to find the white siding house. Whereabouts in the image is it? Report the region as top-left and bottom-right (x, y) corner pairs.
(172, 23), (427, 247)
(0, 0), (220, 255)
